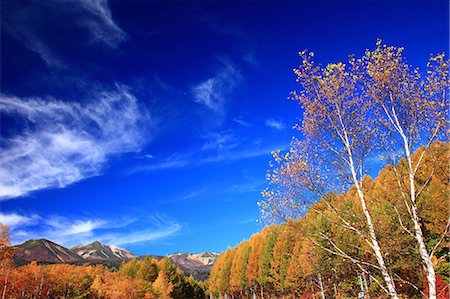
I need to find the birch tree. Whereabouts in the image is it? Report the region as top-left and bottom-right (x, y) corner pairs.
(286, 50), (399, 298)
(362, 41), (449, 299)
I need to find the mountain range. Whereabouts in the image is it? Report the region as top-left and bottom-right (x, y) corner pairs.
(71, 241), (135, 260)
(13, 239), (218, 280)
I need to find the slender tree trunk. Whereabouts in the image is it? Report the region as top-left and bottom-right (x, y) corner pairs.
(404, 144), (436, 299)
(333, 270), (338, 297)
(362, 272), (370, 299)
(318, 273), (325, 299)
(346, 145), (399, 299)
(1, 272), (8, 299)
(384, 97), (437, 298)
(333, 102), (399, 299)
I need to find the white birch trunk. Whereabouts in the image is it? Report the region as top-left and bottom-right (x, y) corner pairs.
(403, 140), (436, 299)
(387, 101), (437, 299)
(318, 273), (325, 299)
(344, 135), (399, 299)
(350, 163), (399, 298)
(333, 100), (399, 298)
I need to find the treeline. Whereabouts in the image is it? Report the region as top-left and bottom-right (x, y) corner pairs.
(0, 245), (206, 298)
(208, 142), (449, 298)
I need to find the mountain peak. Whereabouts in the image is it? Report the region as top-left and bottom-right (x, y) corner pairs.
(71, 241), (135, 261)
(15, 239), (82, 264)
(169, 251), (218, 266)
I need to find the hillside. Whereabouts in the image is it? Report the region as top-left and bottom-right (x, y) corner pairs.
(71, 241), (135, 260)
(169, 252), (219, 280)
(14, 239), (82, 265)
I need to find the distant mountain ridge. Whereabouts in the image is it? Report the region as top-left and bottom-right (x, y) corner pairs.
(170, 252), (218, 266)
(13, 238), (218, 280)
(71, 241), (135, 260)
(169, 252), (219, 280)
(14, 239), (82, 264)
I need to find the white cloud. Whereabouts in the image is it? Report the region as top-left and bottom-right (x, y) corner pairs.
(0, 212), (39, 229)
(6, 211), (181, 247)
(132, 142), (289, 172)
(181, 189), (205, 201)
(2, 0), (125, 67)
(66, 220), (107, 235)
(243, 52), (260, 68)
(192, 61), (241, 118)
(101, 223), (181, 246)
(2, 11), (64, 68)
(233, 117), (252, 128)
(74, 0), (126, 47)
(265, 118), (286, 130)
(225, 179), (265, 195)
(200, 132), (238, 152)
(0, 86), (151, 199)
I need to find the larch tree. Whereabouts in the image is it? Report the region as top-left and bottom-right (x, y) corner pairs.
(152, 264), (173, 299)
(257, 227), (278, 297)
(208, 253), (224, 296)
(136, 257), (159, 284)
(246, 233), (262, 294)
(120, 258), (141, 279)
(218, 247), (236, 296)
(284, 235), (304, 295)
(230, 240), (251, 294)
(269, 224), (295, 296)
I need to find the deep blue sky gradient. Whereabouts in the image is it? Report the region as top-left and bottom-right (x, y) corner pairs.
(1, 0), (448, 255)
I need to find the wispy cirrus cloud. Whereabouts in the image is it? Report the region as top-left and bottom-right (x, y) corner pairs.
(2, 211), (181, 247)
(243, 52), (260, 68)
(69, 0), (126, 47)
(132, 142), (288, 172)
(192, 59), (241, 121)
(265, 118), (286, 130)
(200, 132), (239, 152)
(0, 86), (152, 199)
(101, 223), (181, 246)
(2, 0), (125, 67)
(233, 117), (252, 128)
(2, 3), (64, 68)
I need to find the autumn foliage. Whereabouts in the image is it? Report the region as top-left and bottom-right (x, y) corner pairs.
(0, 247), (206, 299)
(209, 142), (449, 298)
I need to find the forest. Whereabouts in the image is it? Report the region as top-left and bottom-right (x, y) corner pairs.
(208, 142), (448, 298)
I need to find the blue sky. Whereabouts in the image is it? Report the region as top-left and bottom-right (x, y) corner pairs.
(0, 0), (448, 255)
